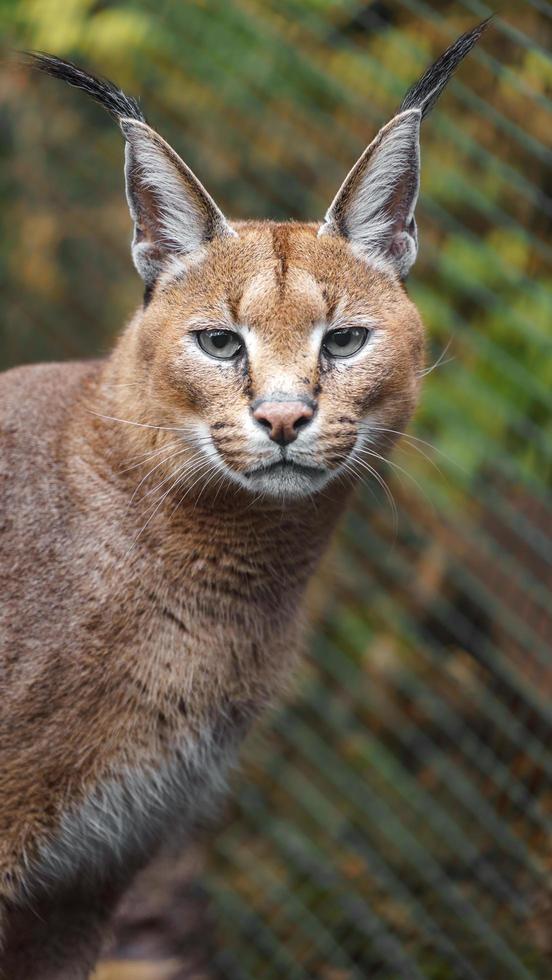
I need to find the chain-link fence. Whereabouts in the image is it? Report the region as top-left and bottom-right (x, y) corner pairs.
(1, 1), (550, 977)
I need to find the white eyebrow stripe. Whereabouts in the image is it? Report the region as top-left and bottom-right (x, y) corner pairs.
(327, 295), (377, 332)
(309, 321), (326, 352)
(327, 313), (378, 332)
(185, 309), (236, 331)
(238, 324), (259, 359)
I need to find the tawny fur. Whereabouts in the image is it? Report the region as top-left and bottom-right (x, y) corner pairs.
(1, 23), (487, 977)
(0, 224), (422, 974)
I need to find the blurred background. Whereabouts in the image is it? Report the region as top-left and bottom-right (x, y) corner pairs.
(1, 1), (551, 977)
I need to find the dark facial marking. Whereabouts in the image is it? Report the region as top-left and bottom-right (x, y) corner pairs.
(241, 357), (253, 399)
(271, 224), (290, 295)
(321, 283), (338, 322)
(226, 287), (241, 324)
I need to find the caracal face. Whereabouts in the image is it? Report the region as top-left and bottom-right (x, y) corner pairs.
(132, 223), (424, 500)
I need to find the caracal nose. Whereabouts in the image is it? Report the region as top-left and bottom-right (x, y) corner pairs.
(252, 400), (314, 446)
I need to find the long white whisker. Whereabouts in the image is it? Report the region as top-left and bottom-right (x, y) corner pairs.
(170, 458), (219, 516)
(388, 437), (444, 477)
(126, 458), (214, 556)
(118, 426), (216, 473)
(118, 442), (178, 475)
(357, 444), (435, 515)
(194, 463), (225, 508)
(132, 448), (207, 505)
(367, 424), (462, 472)
(348, 453), (399, 533)
(417, 337), (454, 377)
(118, 434), (214, 476)
(129, 448), (194, 504)
(333, 454), (381, 509)
(89, 411), (188, 433)
(208, 463), (231, 506)
(100, 381), (142, 389)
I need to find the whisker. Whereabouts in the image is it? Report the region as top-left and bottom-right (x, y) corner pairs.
(356, 444), (434, 515)
(126, 458), (214, 556)
(89, 410), (189, 433)
(363, 424), (435, 455)
(193, 459), (226, 508)
(169, 458), (219, 518)
(386, 436), (444, 476)
(333, 454), (385, 513)
(118, 442), (175, 475)
(130, 448), (205, 506)
(210, 465), (232, 506)
(100, 381), (142, 389)
(418, 337), (454, 377)
(366, 424), (463, 475)
(347, 453), (399, 534)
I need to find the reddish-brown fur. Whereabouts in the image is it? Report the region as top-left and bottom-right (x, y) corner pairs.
(1, 23), (487, 975)
(0, 223), (423, 976)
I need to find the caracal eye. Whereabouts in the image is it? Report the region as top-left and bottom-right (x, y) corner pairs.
(197, 329), (243, 360)
(322, 327), (369, 359)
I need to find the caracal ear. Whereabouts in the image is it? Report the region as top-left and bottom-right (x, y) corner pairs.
(319, 109), (421, 279)
(120, 119), (235, 287)
(24, 52), (235, 290)
(319, 19), (490, 279)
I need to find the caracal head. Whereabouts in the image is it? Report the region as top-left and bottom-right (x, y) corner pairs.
(29, 21), (488, 499)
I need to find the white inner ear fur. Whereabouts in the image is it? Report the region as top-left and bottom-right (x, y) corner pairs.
(120, 119), (235, 283)
(319, 108), (422, 279)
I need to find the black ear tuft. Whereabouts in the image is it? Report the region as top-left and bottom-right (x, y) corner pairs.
(23, 52), (146, 123)
(400, 18), (491, 119)
(22, 51), (233, 288)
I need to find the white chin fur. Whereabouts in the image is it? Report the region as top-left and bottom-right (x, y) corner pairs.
(189, 431), (335, 500)
(232, 464), (333, 500)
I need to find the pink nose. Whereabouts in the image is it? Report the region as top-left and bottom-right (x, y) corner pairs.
(252, 400), (314, 446)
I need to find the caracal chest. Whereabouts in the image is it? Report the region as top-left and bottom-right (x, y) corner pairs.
(32, 606), (292, 896)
